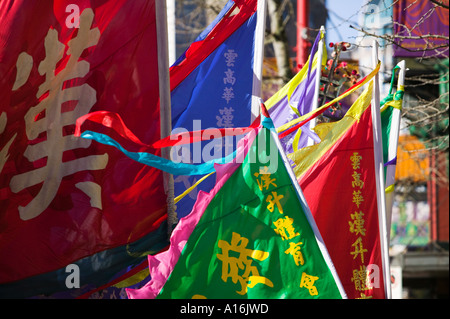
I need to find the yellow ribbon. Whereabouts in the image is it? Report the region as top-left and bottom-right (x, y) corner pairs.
(174, 172), (215, 204)
(385, 184), (395, 194)
(276, 61), (381, 134)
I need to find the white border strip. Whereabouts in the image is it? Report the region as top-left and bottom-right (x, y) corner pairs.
(371, 40), (391, 299)
(251, 0), (267, 122)
(307, 25), (325, 147)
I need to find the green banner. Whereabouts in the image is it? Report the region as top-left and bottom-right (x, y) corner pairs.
(157, 129), (343, 299)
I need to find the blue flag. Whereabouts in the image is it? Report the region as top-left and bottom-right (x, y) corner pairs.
(169, 0), (264, 219)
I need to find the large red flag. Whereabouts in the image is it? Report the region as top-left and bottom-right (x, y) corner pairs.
(0, 0), (169, 297)
(290, 82), (387, 299)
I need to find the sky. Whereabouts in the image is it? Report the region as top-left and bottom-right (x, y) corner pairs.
(325, 0), (366, 44)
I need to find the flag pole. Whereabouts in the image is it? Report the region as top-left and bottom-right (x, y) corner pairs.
(156, 0), (176, 233)
(166, 0), (176, 66)
(371, 40), (391, 299)
(385, 60), (406, 241)
(251, 0), (267, 122)
(307, 25), (325, 146)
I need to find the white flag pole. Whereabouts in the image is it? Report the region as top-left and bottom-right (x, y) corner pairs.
(371, 40), (391, 299)
(156, 0), (176, 233)
(251, 0), (267, 122)
(307, 25), (325, 146)
(166, 0), (176, 66)
(385, 60), (406, 240)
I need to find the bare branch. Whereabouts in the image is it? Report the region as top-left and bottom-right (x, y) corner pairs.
(430, 0), (450, 10)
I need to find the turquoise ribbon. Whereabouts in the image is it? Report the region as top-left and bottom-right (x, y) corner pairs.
(81, 130), (239, 176)
(80, 112), (273, 176)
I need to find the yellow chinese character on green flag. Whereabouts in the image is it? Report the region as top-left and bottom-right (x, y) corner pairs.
(254, 166), (277, 191)
(216, 232), (274, 295)
(284, 242), (304, 266)
(266, 191), (284, 214)
(299, 272), (319, 296)
(273, 216), (300, 240)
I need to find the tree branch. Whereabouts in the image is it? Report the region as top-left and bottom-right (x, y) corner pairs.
(430, 0), (450, 10)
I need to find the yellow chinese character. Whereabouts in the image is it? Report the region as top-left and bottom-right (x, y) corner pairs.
(254, 166), (277, 191)
(273, 216), (300, 241)
(284, 241), (304, 266)
(352, 190), (364, 208)
(216, 232), (274, 295)
(350, 152), (362, 170)
(351, 265), (374, 291)
(351, 171), (364, 189)
(266, 191), (284, 214)
(349, 211), (366, 236)
(350, 237), (368, 263)
(356, 293), (373, 299)
(299, 272), (319, 296)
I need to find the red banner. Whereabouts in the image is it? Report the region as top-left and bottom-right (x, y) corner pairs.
(0, 0), (167, 292)
(298, 104), (386, 299)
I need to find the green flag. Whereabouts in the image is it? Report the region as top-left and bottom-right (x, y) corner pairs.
(141, 115), (345, 299)
(381, 64), (404, 180)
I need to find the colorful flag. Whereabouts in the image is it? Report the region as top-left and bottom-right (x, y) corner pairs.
(381, 64), (404, 173)
(273, 61), (381, 152)
(0, 0), (170, 298)
(380, 62), (405, 238)
(265, 29), (326, 154)
(126, 107), (346, 299)
(169, 0), (265, 220)
(289, 81), (388, 299)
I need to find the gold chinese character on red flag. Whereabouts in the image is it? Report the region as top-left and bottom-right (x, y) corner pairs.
(350, 152), (362, 169)
(349, 211), (366, 236)
(352, 190), (364, 208)
(350, 237), (368, 263)
(351, 265), (374, 291)
(351, 171), (364, 189)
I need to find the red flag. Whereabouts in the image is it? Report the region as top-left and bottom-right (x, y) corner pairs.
(292, 82), (387, 299)
(0, 0), (169, 297)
